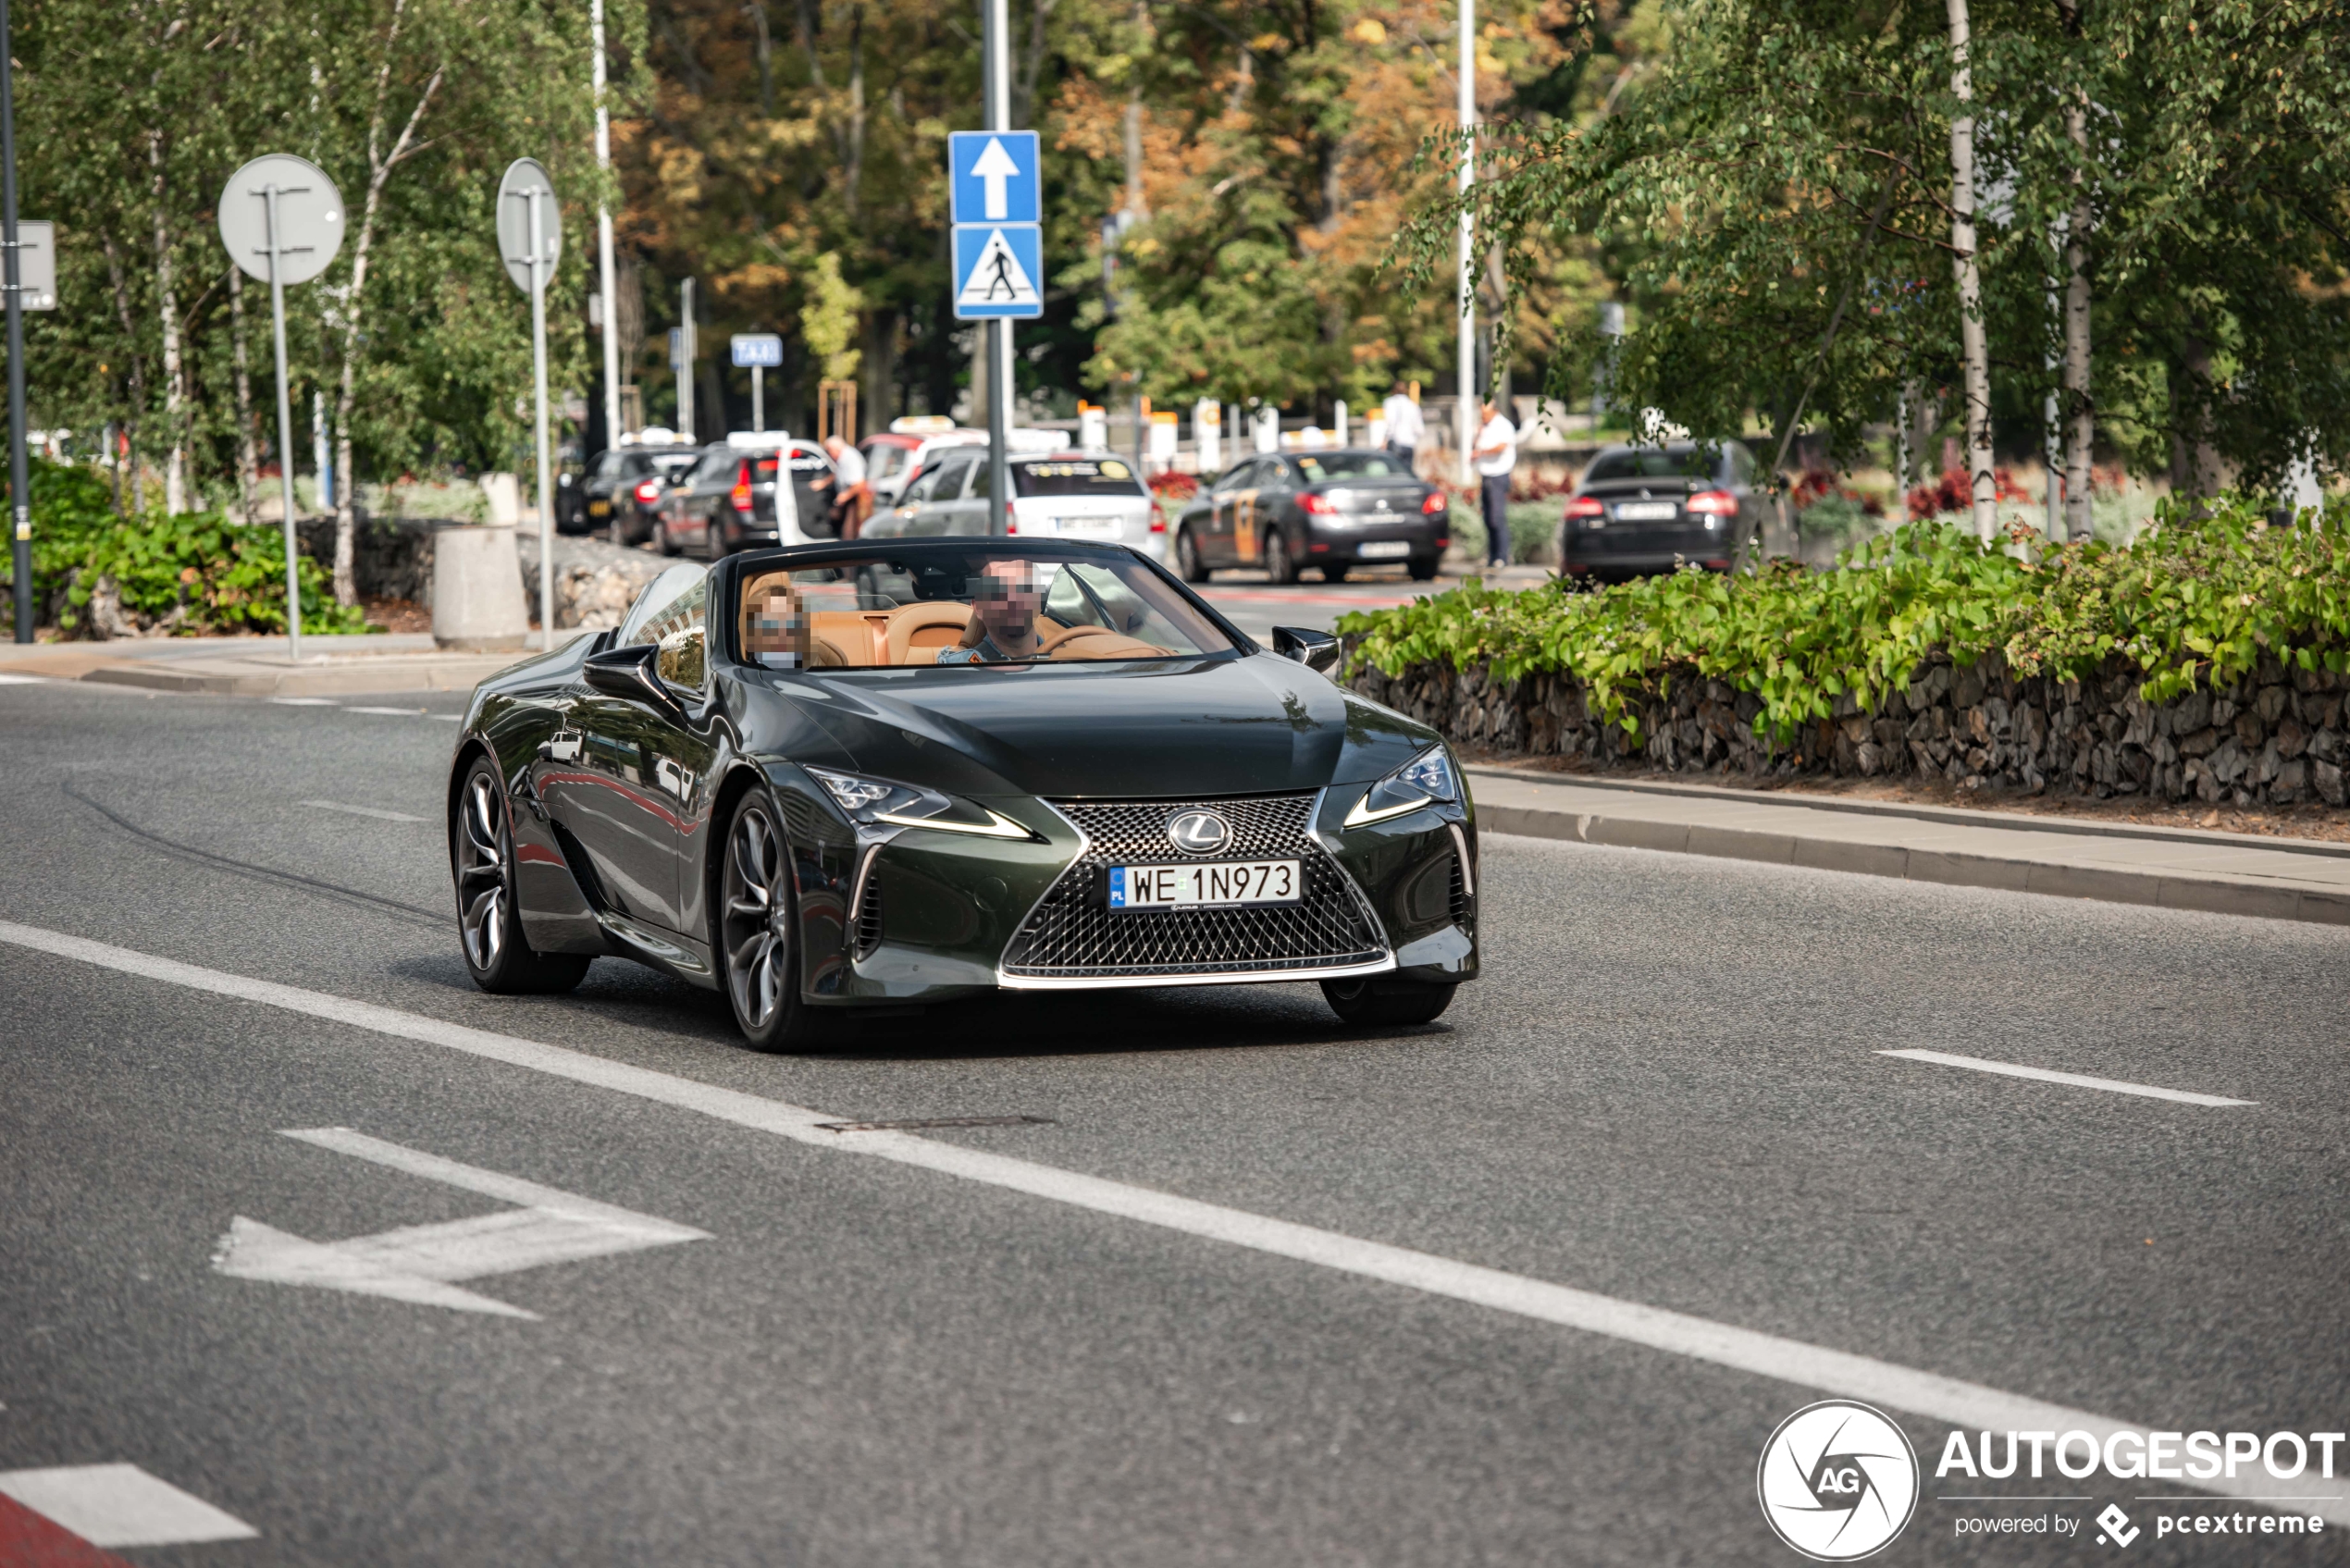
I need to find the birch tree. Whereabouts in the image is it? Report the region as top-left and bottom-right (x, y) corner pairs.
(1942, 0), (1994, 540)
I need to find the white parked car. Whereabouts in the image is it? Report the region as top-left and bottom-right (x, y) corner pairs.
(862, 449), (1165, 561)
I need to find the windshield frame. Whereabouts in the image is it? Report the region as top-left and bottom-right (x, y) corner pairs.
(716, 539), (1259, 673)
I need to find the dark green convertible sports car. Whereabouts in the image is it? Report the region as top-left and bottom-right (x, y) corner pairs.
(446, 539), (1478, 1049)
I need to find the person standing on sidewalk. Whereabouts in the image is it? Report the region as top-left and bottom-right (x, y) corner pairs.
(1380, 380), (1425, 477)
(823, 436), (872, 540)
(1471, 398), (1518, 571)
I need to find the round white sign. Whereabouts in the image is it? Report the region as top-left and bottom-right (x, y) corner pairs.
(216, 154), (345, 286)
(1756, 1401), (1919, 1562)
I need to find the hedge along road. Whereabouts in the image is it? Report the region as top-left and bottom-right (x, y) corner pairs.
(2, 677), (2346, 1564)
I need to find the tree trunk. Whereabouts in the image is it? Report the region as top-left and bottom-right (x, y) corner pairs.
(149, 131), (187, 515)
(103, 236), (147, 515)
(861, 306), (896, 433)
(1944, 0), (1995, 541)
(2169, 334), (2222, 500)
(2058, 1), (2094, 541)
(845, 6), (864, 217)
(229, 264), (259, 523)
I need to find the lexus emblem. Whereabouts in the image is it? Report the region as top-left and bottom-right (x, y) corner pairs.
(1167, 809), (1232, 855)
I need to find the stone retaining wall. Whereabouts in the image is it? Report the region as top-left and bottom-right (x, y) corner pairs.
(1347, 648), (2350, 808)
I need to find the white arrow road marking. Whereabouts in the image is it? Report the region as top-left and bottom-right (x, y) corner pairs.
(211, 1127), (709, 1319)
(0, 1463), (258, 1548)
(970, 135), (1020, 219)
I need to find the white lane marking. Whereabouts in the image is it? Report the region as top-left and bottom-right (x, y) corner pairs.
(0, 1463), (258, 1548)
(0, 919), (2331, 1512)
(1877, 1049), (2256, 1107)
(298, 799), (427, 822)
(429, 714), (464, 722)
(344, 705), (425, 716)
(213, 1127), (708, 1318)
(0, 673), (48, 685)
(267, 697), (339, 706)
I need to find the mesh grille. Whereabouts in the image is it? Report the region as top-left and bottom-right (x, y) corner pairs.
(1002, 794), (1386, 979)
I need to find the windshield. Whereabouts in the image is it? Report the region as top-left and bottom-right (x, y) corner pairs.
(1292, 451), (1413, 482)
(734, 548), (1235, 669)
(1011, 458), (1148, 499)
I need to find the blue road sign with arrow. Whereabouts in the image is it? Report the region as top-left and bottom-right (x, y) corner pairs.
(948, 131), (1041, 225)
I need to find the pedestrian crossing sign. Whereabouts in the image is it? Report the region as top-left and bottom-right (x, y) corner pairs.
(953, 224), (1044, 320)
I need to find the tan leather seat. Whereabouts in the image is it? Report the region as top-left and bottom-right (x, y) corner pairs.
(886, 601), (974, 664)
(810, 611), (889, 666)
(1043, 625), (1169, 660)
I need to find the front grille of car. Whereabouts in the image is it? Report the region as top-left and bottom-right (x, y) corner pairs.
(1000, 794), (1386, 979)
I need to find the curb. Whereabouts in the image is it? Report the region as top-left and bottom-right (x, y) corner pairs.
(1473, 792), (2350, 929)
(81, 656), (520, 698)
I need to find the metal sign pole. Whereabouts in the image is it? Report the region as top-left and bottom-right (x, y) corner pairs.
(983, 0), (1010, 536)
(590, 0), (621, 451)
(264, 185), (304, 662)
(526, 188), (553, 652)
(0, 0), (29, 643)
(751, 364), (763, 435)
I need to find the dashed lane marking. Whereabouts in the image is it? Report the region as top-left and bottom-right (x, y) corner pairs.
(0, 919), (2331, 1513)
(266, 697), (339, 706)
(0, 673), (49, 685)
(1877, 1049), (2257, 1107)
(298, 799), (428, 822)
(344, 705), (427, 715)
(0, 1463), (257, 1550)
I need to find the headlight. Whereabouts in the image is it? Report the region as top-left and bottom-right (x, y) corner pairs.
(805, 766), (1032, 839)
(1342, 746), (1458, 827)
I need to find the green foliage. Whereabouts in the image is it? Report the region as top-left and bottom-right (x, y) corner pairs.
(6, 461), (365, 636)
(1342, 495), (2350, 743)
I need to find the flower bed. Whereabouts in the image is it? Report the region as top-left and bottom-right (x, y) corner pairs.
(1339, 499), (2350, 806)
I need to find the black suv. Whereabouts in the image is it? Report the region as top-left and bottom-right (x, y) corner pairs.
(580, 445), (704, 548)
(1557, 441), (1763, 581)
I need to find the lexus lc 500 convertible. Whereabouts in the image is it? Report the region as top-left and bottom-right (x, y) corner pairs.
(445, 539), (1478, 1049)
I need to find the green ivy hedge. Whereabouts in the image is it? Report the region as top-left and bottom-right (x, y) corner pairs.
(1340, 495), (2350, 743)
(1, 459), (365, 636)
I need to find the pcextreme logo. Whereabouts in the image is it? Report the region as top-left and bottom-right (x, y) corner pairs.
(1758, 1401), (1922, 1561)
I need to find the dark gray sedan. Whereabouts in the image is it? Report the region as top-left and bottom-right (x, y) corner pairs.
(1557, 441), (1764, 581)
(1171, 449), (1449, 585)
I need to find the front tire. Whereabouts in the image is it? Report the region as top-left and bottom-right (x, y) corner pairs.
(1265, 528), (1296, 586)
(452, 759), (591, 995)
(1176, 527), (1209, 584)
(1321, 975), (1456, 1026)
(718, 791), (833, 1051)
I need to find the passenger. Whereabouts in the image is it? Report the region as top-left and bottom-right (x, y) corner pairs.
(742, 580), (815, 669)
(936, 559), (1046, 663)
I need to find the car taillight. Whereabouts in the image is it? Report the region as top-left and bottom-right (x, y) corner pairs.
(1299, 493), (1337, 515)
(1564, 496), (1604, 519)
(635, 479), (661, 503)
(731, 463), (753, 512)
(1688, 489), (1738, 515)
(1422, 491), (1448, 514)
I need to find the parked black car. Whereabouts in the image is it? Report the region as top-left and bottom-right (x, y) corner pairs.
(586, 445), (704, 547)
(1170, 448), (1449, 585)
(1557, 441), (1764, 581)
(650, 439), (814, 558)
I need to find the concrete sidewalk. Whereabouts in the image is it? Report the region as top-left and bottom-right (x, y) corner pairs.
(1467, 764), (2350, 926)
(0, 633), (581, 698)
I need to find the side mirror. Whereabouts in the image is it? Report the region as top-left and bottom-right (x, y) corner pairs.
(1271, 625), (1342, 675)
(583, 642), (677, 710)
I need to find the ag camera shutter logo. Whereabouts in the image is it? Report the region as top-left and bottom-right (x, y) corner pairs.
(1758, 1401), (1920, 1561)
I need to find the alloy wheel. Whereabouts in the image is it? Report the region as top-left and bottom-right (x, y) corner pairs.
(722, 799), (788, 1031)
(455, 773), (510, 971)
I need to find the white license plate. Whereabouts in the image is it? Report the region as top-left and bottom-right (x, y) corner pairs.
(1613, 500), (1679, 521)
(1108, 859), (1302, 909)
(1357, 539), (1412, 559)
(1055, 515), (1123, 535)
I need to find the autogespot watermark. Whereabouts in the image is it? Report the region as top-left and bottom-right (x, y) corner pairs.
(1757, 1401), (1921, 1561)
(1760, 1408), (2344, 1556)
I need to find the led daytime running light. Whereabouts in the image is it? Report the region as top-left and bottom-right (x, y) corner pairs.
(872, 806), (1033, 840)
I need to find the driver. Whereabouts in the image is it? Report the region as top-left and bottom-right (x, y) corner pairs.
(936, 558), (1047, 663)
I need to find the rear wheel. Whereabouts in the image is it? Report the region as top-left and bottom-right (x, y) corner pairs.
(608, 513), (629, 549)
(452, 759), (591, 995)
(1265, 528), (1296, 586)
(718, 790), (833, 1051)
(1176, 527), (1209, 584)
(1320, 563), (1349, 584)
(1408, 555), (1440, 582)
(654, 517), (681, 556)
(1321, 975), (1456, 1026)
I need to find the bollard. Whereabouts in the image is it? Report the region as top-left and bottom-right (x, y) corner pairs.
(431, 522), (530, 651)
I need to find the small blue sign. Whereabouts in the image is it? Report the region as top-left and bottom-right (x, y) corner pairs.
(948, 130), (1041, 227)
(1107, 866), (1128, 908)
(731, 333), (783, 368)
(952, 224), (1044, 320)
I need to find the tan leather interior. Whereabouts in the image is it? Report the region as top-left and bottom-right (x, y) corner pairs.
(884, 601), (974, 664)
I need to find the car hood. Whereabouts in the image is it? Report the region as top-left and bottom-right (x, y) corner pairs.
(763, 653), (1436, 800)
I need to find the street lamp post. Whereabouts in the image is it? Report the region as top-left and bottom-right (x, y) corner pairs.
(592, 0), (621, 451)
(1455, 0), (1477, 488)
(983, 0), (1011, 535)
(1, 0), (29, 642)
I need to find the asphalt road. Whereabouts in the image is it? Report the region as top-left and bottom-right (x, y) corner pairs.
(2, 673), (2346, 1566)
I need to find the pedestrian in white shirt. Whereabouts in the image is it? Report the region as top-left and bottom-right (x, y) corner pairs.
(1471, 399), (1517, 570)
(1380, 381), (1425, 477)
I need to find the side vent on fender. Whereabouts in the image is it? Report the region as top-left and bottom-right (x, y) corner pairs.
(854, 878), (884, 957)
